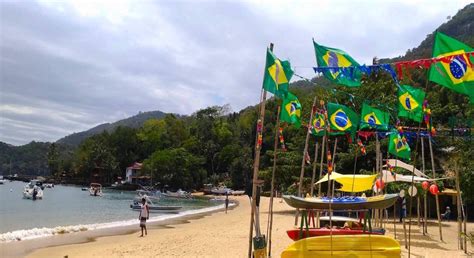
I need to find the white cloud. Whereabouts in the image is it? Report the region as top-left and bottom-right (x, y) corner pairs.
(0, 0), (470, 145)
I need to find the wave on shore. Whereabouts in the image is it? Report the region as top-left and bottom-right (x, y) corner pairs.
(0, 203), (231, 243)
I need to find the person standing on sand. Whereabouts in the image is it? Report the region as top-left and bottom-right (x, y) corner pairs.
(139, 197), (149, 237)
(225, 192), (229, 213)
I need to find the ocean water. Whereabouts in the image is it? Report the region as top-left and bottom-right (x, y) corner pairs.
(0, 181), (223, 242)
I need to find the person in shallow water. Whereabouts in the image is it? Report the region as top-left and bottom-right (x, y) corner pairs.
(139, 197), (149, 237)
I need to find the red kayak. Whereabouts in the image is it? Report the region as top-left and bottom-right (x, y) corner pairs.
(287, 228), (385, 241)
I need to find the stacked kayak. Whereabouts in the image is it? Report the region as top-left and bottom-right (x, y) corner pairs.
(281, 235), (401, 258)
(283, 194), (398, 210)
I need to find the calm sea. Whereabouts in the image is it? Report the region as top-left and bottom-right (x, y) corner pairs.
(0, 181), (222, 242)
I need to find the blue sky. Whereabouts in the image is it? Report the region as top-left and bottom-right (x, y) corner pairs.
(0, 0), (470, 145)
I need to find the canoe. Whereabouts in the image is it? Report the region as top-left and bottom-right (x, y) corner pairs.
(281, 235), (401, 258)
(287, 228), (385, 241)
(283, 194), (398, 211)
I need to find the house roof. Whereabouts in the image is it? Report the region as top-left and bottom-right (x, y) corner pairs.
(127, 162), (142, 170)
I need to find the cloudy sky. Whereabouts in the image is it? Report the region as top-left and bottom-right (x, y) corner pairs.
(0, 0), (470, 145)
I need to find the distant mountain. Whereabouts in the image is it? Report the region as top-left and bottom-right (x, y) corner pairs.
(381, 3), (474, 62)
(56, 110), (167, 146)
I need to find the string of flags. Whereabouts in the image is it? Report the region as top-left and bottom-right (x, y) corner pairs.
(260, 31), (472, 161)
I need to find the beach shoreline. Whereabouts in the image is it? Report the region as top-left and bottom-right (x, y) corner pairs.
(2, 196), (472, 258)
(0, 200), (236, 258)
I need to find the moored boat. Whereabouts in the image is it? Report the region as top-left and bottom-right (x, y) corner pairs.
(162, 189), (191, 199)
(23, 182), (43, 200)
(89, 183), (103, 196)
(130, 198), (182, 213)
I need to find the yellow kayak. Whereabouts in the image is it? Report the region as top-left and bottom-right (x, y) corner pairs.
(281, 235), (401, 258)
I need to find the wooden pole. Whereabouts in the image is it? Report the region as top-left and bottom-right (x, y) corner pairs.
(408, 123), (423, 257)
(393, 202), (397, 239)
(248, 43), (273, 258)
(455, 162), (462, 250)
(295, 96), (318, 225)
(463, 203), (468, 254)
(327, 137), (338, 199)
(428, 135), (443, 241)
(310, 140), (320, 196)
(421, 137), (428, 235)
(317, 135), (326, 196)
(267, 105), (281, 257)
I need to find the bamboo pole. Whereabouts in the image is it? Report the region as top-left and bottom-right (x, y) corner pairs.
(455, 162), (462, 250)
(463, 203), (468, 254)
(295, 96), (317, 225)
(421, 137), (428, 235)
(393, 202), (397, 239)
(310, 140), (320, 196)
(328, 137), (338, 198)
(248, 43), (273, 258)
(429, 135), (443, 241)
(317, 135), (326, 196)
(266, 105), (281, 257)
(408, 123), (423, 257)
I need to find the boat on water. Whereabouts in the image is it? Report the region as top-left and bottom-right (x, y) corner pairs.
(89, 183), (103, 196)
(231, 190), (245, 196)
(130, 197), (182, 213)
(0, 177), (7, 184)
(283, 194), (398, 210)
(211, 186), (232, 195)
(162, 189), (191, 199)
(44, 183), (54, 188)
(23, 181), (43, 200)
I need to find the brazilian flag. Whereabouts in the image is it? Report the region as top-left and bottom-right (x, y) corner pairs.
(428, 32), (474, 103)
(280, 92), (301, 128)
(327, 103), (359, 136)
(310, 113), (326, 137)
(262, 48), (293, 98)
(388, 130), (411, 160)
(360, 103), (390, 131)
(398, 85), (425, 123)
(313, 40), (361, 87)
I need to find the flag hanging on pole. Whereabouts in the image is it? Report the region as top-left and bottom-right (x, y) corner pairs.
(310, 112), (326, 137)
(397, 84), (425, 123)
(360, 103), (390, 131)
(280, 92), (302, 128)
(327, 102), (359, 137)
(428, 32), (474, 103)
(388, 130), (411, 160)
(262, 48), (294, 98)
(313, 40), (362, 87)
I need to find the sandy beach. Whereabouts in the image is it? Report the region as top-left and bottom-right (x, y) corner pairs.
(2, 196), (470, 258)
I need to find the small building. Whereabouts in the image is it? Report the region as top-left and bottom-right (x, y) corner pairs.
(125, 162), (143, 183)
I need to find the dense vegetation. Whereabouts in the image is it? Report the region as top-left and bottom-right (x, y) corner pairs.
(0, 4), (473, 207)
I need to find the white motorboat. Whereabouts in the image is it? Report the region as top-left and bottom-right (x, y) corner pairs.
(23, 182), (43, 200)
(0, 176), (7, 184)
(231, 190), (245, 196)
(89, 183), (103, 196)
(162, 189), (191, 199)
(211, 186), (232, 195)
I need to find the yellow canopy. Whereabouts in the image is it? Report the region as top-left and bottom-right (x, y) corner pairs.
(315, 172), (377, 192)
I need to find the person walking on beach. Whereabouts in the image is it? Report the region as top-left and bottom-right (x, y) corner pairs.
(139, 197), (149, 237)
(399, 196), (407, 222)
(225, 192), (229, 214)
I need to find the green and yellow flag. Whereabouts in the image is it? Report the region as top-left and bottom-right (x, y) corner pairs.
(388, 130), (411, 160)
(428, 32), (474, 103)
(360, 103), (390, 131)
(313, 40), (361, 87)
(327, 103), (359, 135)
(310, 112), (326, 137)
(262, 48), (293, 98)
(280, 92), (301, 128)
(398, 85), (425, 122)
